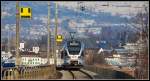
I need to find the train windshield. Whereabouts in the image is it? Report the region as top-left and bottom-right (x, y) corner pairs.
(67, 41), (81, 55)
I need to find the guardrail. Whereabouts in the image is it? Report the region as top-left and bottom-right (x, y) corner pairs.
(1, 65), (55, 80)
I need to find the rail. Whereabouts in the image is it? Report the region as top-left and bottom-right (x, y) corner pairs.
(68, 70), (76, 79)
(79, 69), (93, 79)
(68, 69), (93, 79)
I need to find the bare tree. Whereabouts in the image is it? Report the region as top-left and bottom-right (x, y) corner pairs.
(131, 5), (149, 79)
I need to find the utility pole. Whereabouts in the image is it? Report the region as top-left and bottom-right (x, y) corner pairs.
(3, 2), (11, 53)
(16, 1), (20, 66)
(47, 1), (51, 65)
(2, 2), (10, 53)
(8, 26), (10, 53)
(54, 2), (58, 73)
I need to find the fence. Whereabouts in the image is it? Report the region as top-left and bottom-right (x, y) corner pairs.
(1, 65), (55, 80)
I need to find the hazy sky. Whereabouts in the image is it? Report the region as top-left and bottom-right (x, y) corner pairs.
(56, 1), (148, 16)
(1, 1), (149, 18)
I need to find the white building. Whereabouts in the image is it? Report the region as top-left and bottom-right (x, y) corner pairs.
(21, 56), (62, 66)
(19, 43), (25, 51)
(32, 47), (40, 54)
(19, 43), (40, 54)
(123, 43), (145, 53)
(21, 56), (42, 66)
(8, 50), (62, 66)
(1, 51), (12, 60)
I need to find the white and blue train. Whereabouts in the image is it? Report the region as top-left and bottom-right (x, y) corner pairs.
(2, 59), (15, 68)
(61, 39), (85, 69)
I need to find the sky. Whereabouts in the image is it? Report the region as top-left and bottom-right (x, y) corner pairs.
(1, 1), (149, 18)
(1, 1), (149, 39)
(56, 1), (149, 16)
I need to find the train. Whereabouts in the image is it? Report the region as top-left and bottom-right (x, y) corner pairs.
(1, 59), (15, 68)
(61, 33), (85, 69)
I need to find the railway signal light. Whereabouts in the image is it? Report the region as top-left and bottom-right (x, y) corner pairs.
(20, 7), (32, 19)
(56, 35), (63, 42)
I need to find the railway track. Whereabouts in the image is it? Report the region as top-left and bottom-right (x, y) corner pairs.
(68, 70), (76, 80)
(68, 69), (93, 80)
(79, 69), (93, 79)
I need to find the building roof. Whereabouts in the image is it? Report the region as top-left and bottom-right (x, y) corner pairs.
(114, 48), (129, 54)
